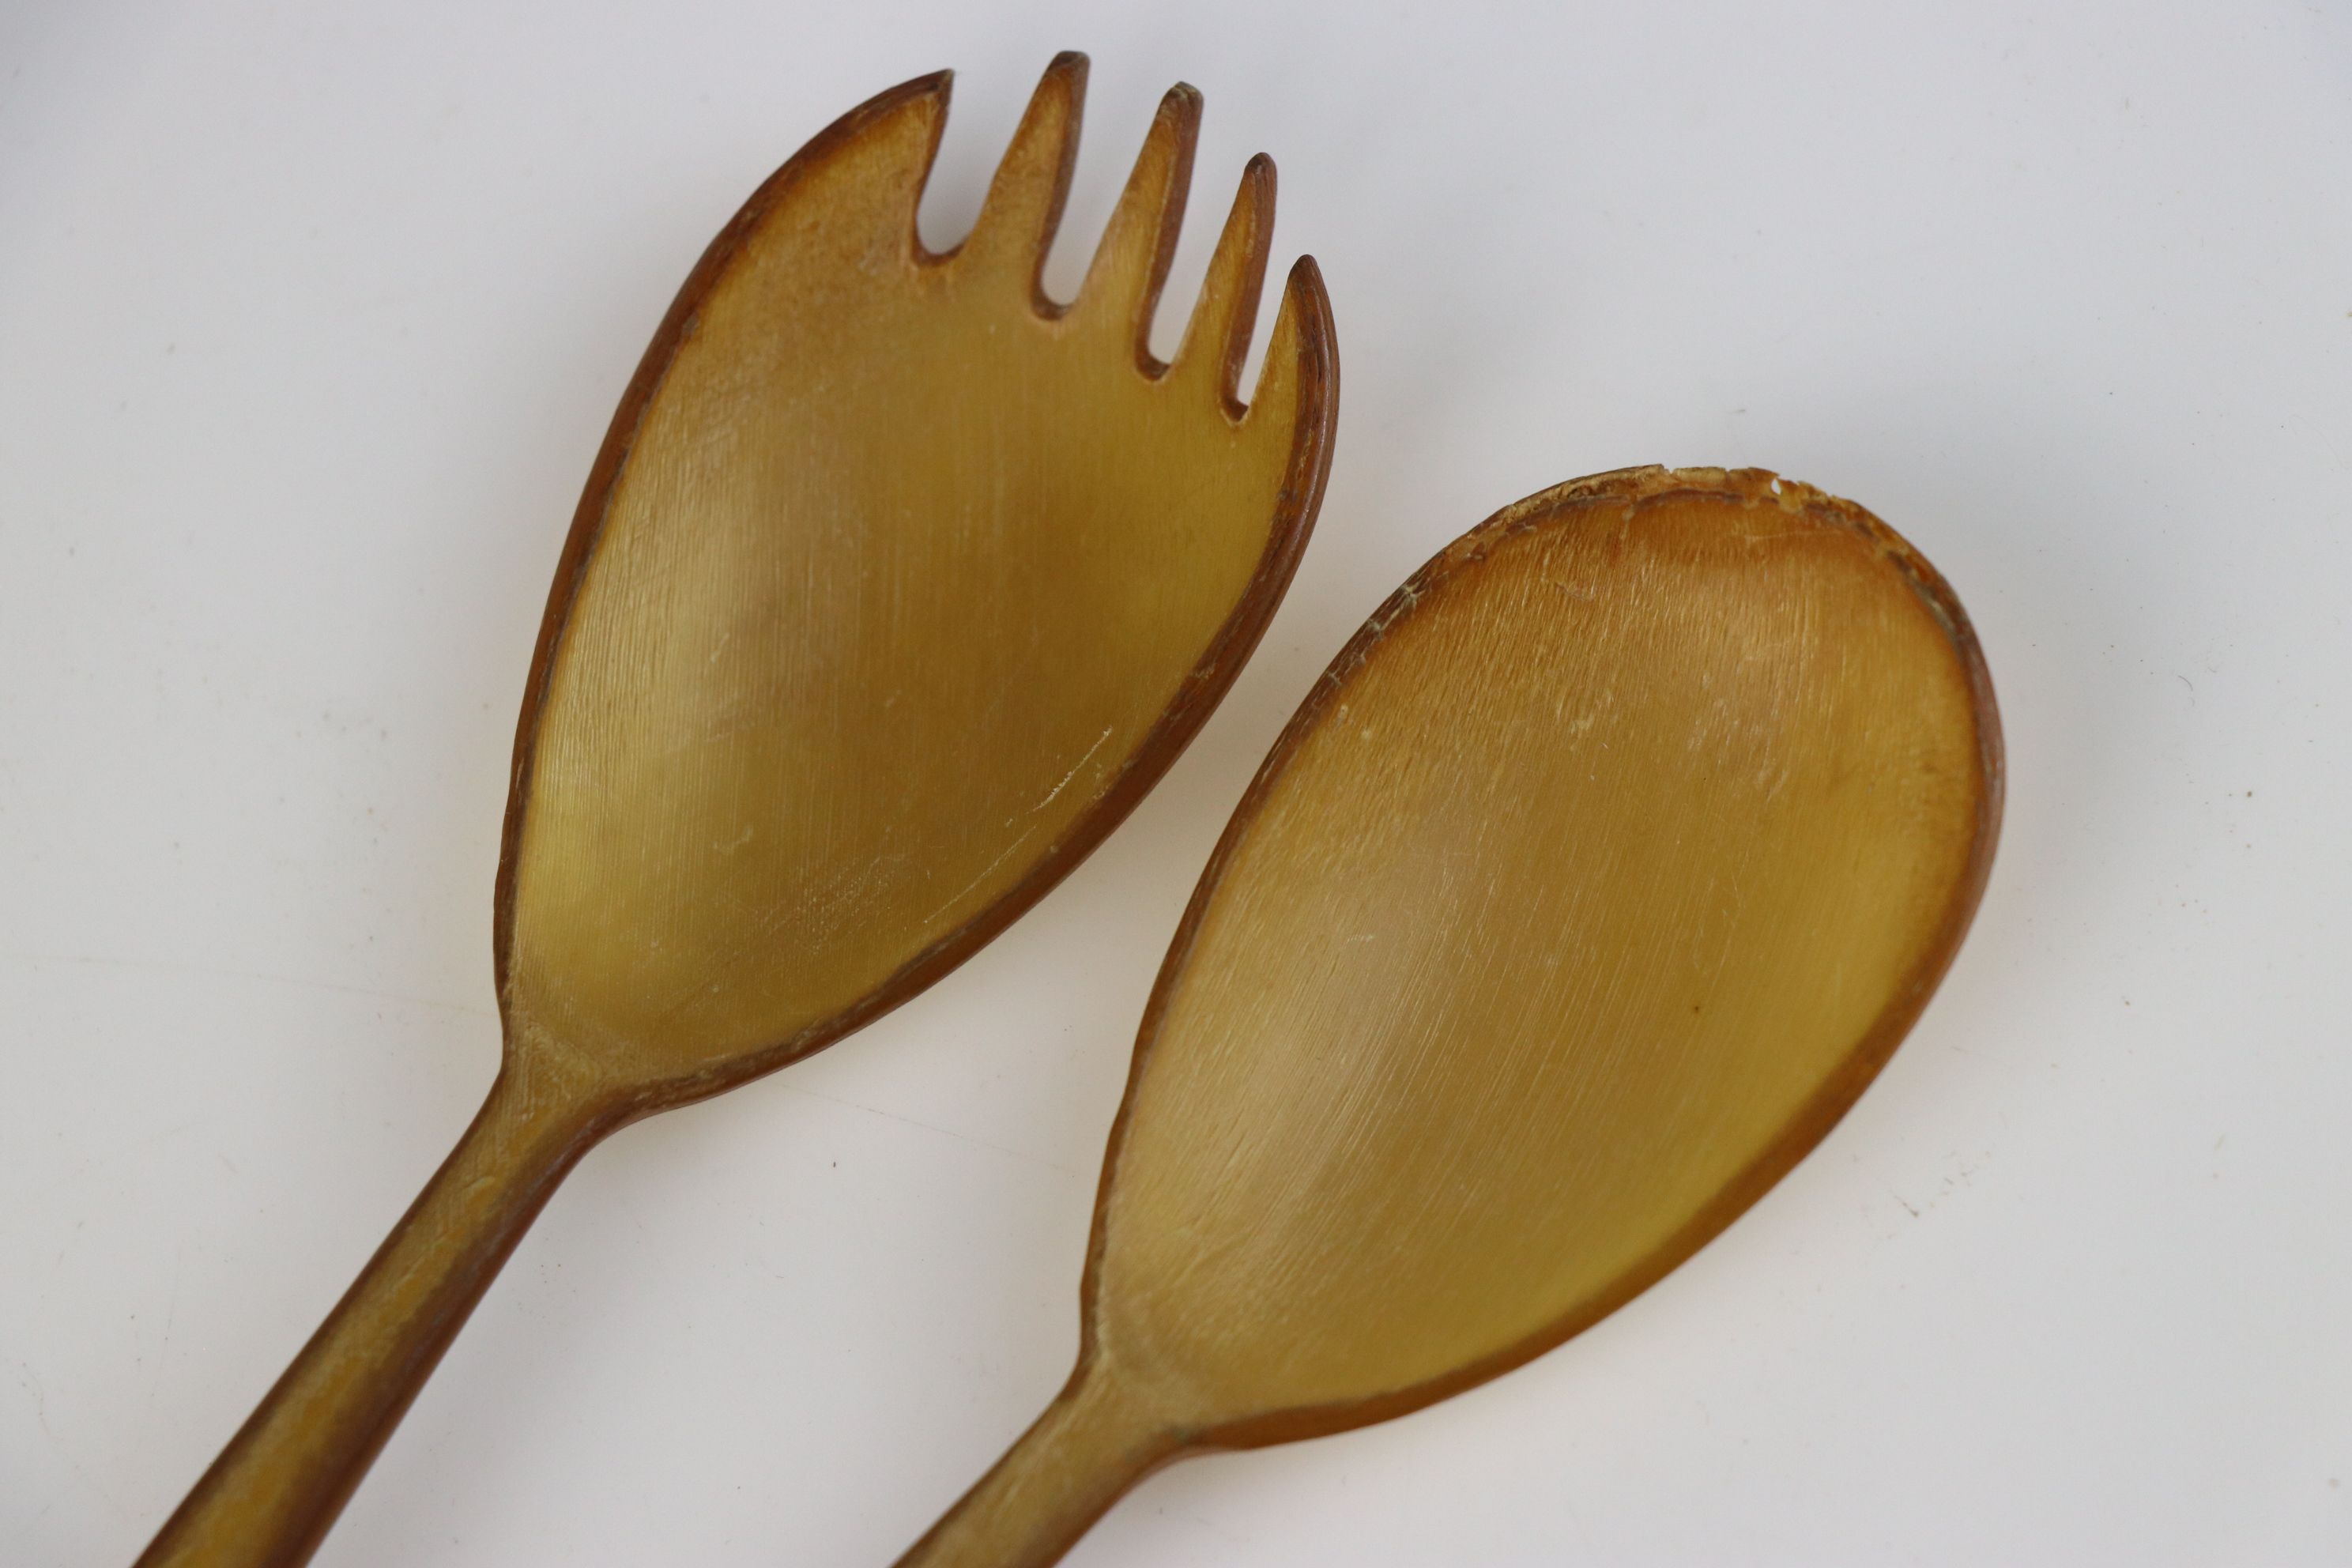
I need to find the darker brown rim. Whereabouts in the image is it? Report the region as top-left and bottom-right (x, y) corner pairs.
(491, 62), (1340, 1112)
(1072, 465), (2003, 1449)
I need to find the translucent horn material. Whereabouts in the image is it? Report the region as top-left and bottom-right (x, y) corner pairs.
(131, 58), (1336, 1568)
(1174, 154), (1276, 409)
(1076, 83), (1201, 358)
(892, 467), (2000, 1568)
(952, 52), (1087, 296)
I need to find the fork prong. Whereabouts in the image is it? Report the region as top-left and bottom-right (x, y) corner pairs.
(956, 52), (1087, 305)
(841, 71), (953, 258)
(1076, 84), (1201, 365)
(1172, 154), (1276, 413)
(1240, 254), (1332, 430)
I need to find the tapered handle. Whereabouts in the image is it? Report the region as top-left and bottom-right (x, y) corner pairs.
(134, 1060), (607, 1568)
(891, 1369), (1184, 1568)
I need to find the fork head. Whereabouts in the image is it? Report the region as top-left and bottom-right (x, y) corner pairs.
(496, 55), (1338, 1110)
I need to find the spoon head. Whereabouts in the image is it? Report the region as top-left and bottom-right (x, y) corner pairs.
(493, 58), (1334, 1103)
(1083, 467), (2000, 1442)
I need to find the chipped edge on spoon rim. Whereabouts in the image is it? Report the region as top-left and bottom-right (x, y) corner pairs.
(489, 56), (1340, 1116)
(1076, 463), (2006, 1451)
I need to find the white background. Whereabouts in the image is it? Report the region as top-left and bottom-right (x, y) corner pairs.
(4, 2), (2348, 1562)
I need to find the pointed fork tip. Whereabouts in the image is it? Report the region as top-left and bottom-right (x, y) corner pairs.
(1012, 52), (1089, 137)
(958, 52), (1095, 273)
(1136, 82), (1204, 160)
(1228, 254), (1335, 424)
(1232, 155), (1276, 228)
(1140, 87), (1204, 187)
(1280, 254), (1336, 360)
(1153, 83), (1205, 151)
(1279, 253), (1338, 416)
(873, 67), (954, 115)
(1076, 80), (1210, 356)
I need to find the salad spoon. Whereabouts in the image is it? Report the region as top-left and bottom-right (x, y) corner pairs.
(894, 466), (1999, 1567)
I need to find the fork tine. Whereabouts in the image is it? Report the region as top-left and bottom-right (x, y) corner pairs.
(839, 71), (953, 257)
(957, 52), (1087, 303)
(1076, 84), (1201, 364)
(1171, 154), (1276, 412)
(1241, 254), (1333, 428)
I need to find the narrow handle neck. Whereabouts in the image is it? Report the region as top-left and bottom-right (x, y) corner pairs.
(134, 1057), (609, 1568)
(891, 1368), (1185, 1568)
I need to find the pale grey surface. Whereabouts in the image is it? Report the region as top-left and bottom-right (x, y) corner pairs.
(3, 1), (2347, 1562)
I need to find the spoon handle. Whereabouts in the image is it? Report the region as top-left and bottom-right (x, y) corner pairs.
(133, 1060), (606, 1568)
(892, 1368), (1183, 1568)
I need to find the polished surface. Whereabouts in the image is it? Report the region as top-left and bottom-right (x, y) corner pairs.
(17, 7), (2346, 1562)
(127, 54), (1334, 1568)
(896, 468), (1999, 1567)
(506, 58), (1330, 1091)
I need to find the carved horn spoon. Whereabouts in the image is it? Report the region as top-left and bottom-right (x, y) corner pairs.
(893, 466), (2000, 1568)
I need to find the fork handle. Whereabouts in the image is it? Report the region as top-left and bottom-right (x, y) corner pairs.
(133, 1058), (608, 1568)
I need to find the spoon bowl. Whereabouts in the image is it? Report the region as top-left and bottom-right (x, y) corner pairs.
(136, 55), (1334, 1568)
(895, 466), (2000, 1567)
